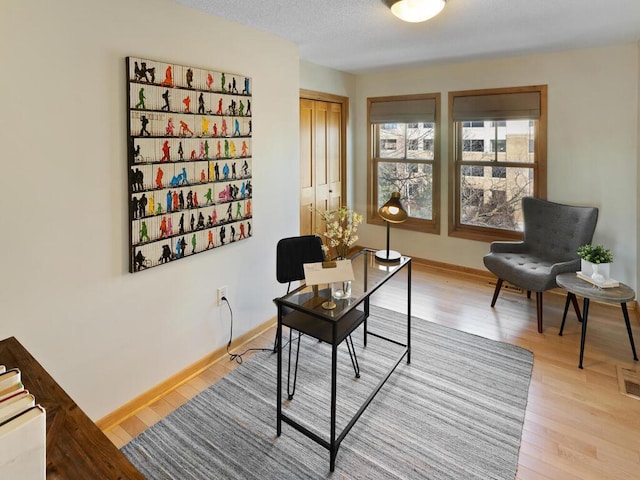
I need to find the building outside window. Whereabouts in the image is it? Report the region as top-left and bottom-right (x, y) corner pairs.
(491, 166), (507, 178)
(368, 93), (441, 234)
(381, 138), (397, 150)
(463, 139), (485, 152)
(461, 165), (485, 176)
(490, 139), (507, 152)
(448, 85), (547, 241)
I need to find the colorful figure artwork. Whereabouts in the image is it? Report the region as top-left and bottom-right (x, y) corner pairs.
(127, 56), (253, 272)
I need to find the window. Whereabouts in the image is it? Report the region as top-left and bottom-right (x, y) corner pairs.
(381, 139), (397, 150)
(490, 139), (506, 152)
(462, 165), (484, 176)
(463, 139), (484, 152)
(448, 86), (547, 242)
(368, 94), (440, 234)
(491, 166), (506, 178)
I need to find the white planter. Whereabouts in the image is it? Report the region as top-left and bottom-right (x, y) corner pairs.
(580, 259), (611, 280)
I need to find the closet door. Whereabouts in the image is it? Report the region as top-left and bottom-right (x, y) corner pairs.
(299, 98), (343, 236)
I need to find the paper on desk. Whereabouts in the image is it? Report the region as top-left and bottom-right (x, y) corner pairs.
(303, 260), (354, 286)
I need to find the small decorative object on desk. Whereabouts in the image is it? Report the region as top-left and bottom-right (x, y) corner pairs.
(333, 280), (352, 300)
(315, 206), (363, 260)
(577, 243), (617, 287)
(314, 206), (362, 299)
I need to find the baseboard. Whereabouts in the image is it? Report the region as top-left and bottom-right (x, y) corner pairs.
(97, 317), (276, 432)
(410, 255), (493, 279)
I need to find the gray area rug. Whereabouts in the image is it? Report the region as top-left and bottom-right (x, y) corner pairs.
(122, 306), (533, 479)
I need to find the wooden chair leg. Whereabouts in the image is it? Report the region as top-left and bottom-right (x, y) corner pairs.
(536, 291), (543, 333)
(491, 278), (503, 307)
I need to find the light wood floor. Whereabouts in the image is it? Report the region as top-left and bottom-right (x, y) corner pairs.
(105, 263), (640, 479)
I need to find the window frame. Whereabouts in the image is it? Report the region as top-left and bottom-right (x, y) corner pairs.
(367, 93), (441, 234)
(448, 85), (547, 242)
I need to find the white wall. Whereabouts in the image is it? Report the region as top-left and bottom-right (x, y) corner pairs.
(0, 0), (300, 419)
(353, 44), (639, 289)
(637, 42), (640, 293)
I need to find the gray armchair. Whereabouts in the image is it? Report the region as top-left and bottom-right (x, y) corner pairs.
(483, 197), (598, 333)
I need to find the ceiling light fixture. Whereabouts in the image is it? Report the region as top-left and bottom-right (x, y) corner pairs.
(384, 0), (446, 23)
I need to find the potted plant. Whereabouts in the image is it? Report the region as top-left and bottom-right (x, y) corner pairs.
(577, 244), (613, 281)
(314, 206), (363, 299)
(315, 206), (363, 260)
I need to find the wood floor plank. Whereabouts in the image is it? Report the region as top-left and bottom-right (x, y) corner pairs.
(104, 425), (132, 450)
(135, 406), (163, 429)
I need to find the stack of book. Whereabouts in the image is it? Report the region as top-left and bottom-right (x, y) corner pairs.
(576, 271), (620, 288)
(0, 365), (46, 479)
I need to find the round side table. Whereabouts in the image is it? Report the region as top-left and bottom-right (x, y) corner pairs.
(556, 272), (639, 369)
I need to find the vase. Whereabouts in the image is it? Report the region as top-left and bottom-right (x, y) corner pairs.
(332, 280), (352, 300)
(590, 264), (605, 283)
(581, 259), (611, 281)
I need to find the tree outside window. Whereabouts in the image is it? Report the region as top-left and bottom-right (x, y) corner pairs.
(381, 138), (397, 150)
(463, 139), (485, 152)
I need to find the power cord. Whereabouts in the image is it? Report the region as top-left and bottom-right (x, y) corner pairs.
(221, 296), (288, 364)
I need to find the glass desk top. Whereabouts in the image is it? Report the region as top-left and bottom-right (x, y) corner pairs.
(275, 249), (411, 322)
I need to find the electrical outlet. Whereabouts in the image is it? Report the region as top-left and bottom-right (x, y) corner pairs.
(217, 286), (228, 306)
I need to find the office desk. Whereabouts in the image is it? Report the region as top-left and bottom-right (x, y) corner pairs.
(0, 337), (144, 479)
(274, 249), (411, 472)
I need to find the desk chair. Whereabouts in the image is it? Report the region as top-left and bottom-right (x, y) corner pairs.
(275, 235), (359, 400)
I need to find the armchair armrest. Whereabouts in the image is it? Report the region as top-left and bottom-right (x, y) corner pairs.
(489, 241), (526, 254)
(550, 259), (581, 277)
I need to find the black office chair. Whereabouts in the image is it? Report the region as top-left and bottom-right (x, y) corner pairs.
(275, 235), (359, 400)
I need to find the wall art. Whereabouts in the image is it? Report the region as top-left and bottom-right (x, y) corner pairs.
(126, 57), (253, 272)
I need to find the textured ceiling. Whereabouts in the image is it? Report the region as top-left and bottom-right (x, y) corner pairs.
(173, 0), (640, 74)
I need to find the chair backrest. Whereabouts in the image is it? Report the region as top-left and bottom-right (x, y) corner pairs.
(276, 235), (325, 286)
(522, 197), (598, 261)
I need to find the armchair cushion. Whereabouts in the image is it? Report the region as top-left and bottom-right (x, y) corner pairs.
(484, 253), (580, 292)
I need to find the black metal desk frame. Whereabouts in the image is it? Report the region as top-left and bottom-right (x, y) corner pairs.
(274, 249), (411, 472)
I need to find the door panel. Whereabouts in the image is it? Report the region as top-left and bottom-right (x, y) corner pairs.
(314, 102), (330, 217)
(299, 97), (344, 236)
(327, 103), (342, 211)
(300, 99), (315, 236)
